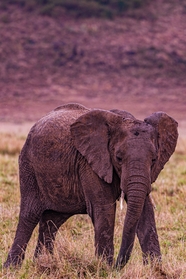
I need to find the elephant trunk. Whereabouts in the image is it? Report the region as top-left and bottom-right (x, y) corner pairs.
(116, 177), (149, 269)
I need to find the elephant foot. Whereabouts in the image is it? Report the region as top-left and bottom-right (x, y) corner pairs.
(3, 253), (24, 268)
(143, 254), (166, 278)
(142, 252), (162, 266)
(153, 265), (167, 279)
(96, 251), (114, 267)
(115, 251), (131, 270)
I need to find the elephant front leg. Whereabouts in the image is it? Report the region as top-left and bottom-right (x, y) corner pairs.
(136, 195), (162, 266)
(89, 203), (116, 266)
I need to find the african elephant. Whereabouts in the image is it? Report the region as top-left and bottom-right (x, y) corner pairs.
(4, 103), (178, 269)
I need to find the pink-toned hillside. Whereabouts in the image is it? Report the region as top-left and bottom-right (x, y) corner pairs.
(0, 1), (186, 134)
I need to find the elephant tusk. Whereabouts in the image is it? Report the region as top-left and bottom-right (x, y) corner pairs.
(149, 194), (156, 210)
(120, 191), (125, 210)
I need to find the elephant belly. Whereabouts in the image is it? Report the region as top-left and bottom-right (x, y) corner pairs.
(35, 170), (86, 214)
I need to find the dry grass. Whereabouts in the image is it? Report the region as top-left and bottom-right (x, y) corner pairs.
(0, 133), (186, 278)
(0, 133), (25, 156)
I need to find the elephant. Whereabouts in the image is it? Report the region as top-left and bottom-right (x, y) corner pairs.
(4, 103), (178, 269)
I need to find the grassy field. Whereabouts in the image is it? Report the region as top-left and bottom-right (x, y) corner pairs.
(0, 132), (186, 279)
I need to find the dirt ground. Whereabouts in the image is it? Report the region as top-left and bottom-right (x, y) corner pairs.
(0, 1), (186, 137)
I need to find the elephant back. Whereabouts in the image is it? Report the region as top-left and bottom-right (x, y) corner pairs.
(20, 103), (90, 162)
(33, 103), (90, 133)
(54, 103), (89, 112)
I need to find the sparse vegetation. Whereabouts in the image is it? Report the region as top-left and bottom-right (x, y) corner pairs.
(0, 133), (186, 278)
(0, 0), (148, 18)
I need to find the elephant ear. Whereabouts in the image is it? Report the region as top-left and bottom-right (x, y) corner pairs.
(70, 110), (122, 184)
(144, 112), (178, 183)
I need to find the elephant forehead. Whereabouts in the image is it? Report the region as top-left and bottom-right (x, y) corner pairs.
(126, 121), (155, 137)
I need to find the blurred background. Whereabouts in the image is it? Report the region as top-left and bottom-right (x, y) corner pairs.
(0, 0), (186, 136)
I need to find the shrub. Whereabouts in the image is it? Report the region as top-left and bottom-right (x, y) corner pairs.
(0, 0), (148, 18)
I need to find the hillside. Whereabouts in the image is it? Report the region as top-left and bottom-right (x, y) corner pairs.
(0, 0), (186, 132)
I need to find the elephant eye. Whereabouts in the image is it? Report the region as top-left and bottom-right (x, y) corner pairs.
(116, 155), (122, 164)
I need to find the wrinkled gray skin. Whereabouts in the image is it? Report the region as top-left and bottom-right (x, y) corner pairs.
(4, 103), (178, 269)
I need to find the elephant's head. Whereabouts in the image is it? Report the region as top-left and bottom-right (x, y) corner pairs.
(70, 109), (178, 268)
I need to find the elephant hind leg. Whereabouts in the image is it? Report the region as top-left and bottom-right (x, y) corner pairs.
(4, 161), (43, 268)
(34, 210), (72, 258)
(4, 206), (42, 268)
